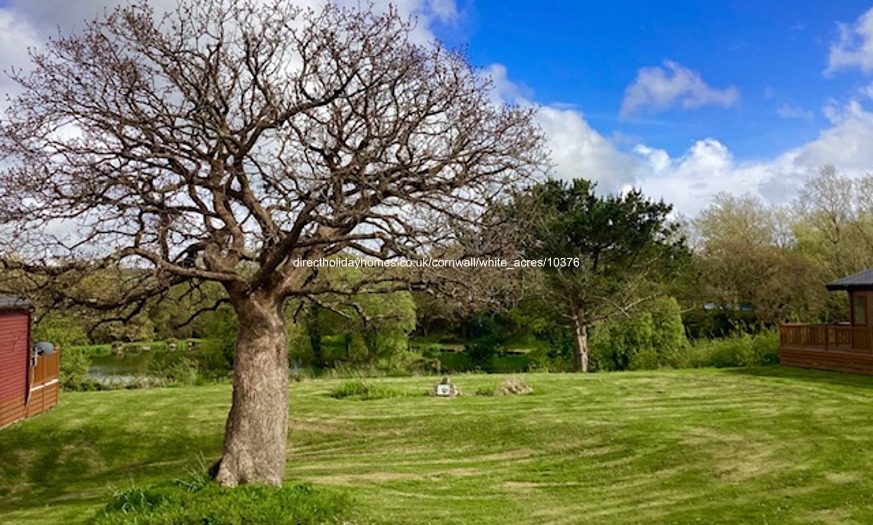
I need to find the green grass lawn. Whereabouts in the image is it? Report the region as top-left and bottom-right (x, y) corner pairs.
(3, 367), (873, 524)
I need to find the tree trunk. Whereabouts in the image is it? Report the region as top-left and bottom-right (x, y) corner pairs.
(572, 307), (589, 373)
(307, 305), (324, 369)
(215, 293), (289, 486)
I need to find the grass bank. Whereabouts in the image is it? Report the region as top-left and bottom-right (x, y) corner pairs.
(3, 367), (873, 524)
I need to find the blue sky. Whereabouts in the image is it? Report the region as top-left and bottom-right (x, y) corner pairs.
(418, 1), (873, 213)
(3, 0), (873, 214)
(443, 1), (868, 158)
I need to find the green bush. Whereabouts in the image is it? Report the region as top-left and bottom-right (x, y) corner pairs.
(751, 329), (780, 365)
(329, 380), (404, 400)
(89, 479), (362, 525)
(438, 352), (471, 373)
(709, 333), (755, 368)
(147, 354), (200, 386)
(474, 384), (498, 396)
(375, 350), (441, 376)
(464, 341), (498, 371)
(685, 329), (780, 368)
(164, 357), (200, 386)
(528, 323), (574, 371)
(60, 348), (100, 391)
(590, 297), (688, 371)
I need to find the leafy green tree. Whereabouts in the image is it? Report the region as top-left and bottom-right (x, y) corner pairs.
(590, 296), (688, 371)
(693, 192), (829, 324)
(521, 179), (688, 372)
(299, 288), (416, 366)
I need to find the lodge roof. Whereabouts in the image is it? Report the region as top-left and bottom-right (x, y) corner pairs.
(826, 268), (873, 291)
(0, 295), (31, 310)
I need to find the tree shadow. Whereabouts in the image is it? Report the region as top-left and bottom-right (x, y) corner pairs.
(722, 365), (873, 390)
(0, 411), (223, 518)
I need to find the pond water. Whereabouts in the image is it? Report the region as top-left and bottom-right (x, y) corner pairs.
(89, 351), (162, 383)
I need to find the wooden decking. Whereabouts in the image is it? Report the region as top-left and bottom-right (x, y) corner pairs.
(779, 324), (873, 375)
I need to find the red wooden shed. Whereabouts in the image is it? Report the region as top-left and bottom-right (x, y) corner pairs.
(0, 295), (59, 429)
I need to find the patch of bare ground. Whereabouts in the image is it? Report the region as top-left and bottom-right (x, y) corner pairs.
(289, 418), (355, 434)
(683, 428), (788, 482)
(311, 467), (481, 486)
(292, 448), (540, 472)
(826, 472), (862, 485)
(503, 481), (583, 490)
(804, 509), (854, 524)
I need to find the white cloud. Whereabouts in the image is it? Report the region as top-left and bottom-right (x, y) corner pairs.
(825, 7), (873, 76)
(480, 63), (532, 104)
(620, 60), (739, 117)
(632, 99), (873, 215)
(0, 10), (41, 102)
(486, 64), (873, 216)
(793, 100), (873, 170)
(0, 0), (460, 110)
(423, 0), (459, 23)
(0, 0), (458, 53)
(776, 103), (814, 120)
(536, 106), (638, 190)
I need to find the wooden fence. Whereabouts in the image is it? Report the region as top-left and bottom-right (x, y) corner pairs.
(779, 324), (873, 375)
(0, 351), (60, 429)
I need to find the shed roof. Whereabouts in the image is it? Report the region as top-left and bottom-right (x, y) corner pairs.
(826, 268), (873, 291)
(0, 295), (31, 310)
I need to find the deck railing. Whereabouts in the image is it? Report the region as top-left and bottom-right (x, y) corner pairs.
(779, 323), (873, 353)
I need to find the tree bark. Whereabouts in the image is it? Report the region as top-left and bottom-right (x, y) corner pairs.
(307, 305), (324, 369)
(215, 293), (289, 486)
(572, 307), (589, 373)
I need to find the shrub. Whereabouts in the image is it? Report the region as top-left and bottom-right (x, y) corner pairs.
(708, 332), (755, 368)
(464, 341), (498, 371)
(529, 323), (574, 371)
(89, 478), (362, 525)
(421, 344), (443, 359)
(329, 380), (404, 400)
(751, 329), (780, 365)
(60, 348), (100, 391)
(684, 329), (780, 368)
(375, 350), (439, 376)
(590, 297), (689, 371)
(437, 351), (471, 373)
(474, 385), (497, 396)
(147, 354), (200, 386)
(163, 357), (200, 386)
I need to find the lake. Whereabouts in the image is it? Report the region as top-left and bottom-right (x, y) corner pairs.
(89, 351), (160, 383)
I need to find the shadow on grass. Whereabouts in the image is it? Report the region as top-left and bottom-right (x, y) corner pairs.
(722, 364), (873, 390)
(0, 413), (223, 518)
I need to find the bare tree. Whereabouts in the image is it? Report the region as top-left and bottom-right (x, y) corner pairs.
(0, 0), (546, 486)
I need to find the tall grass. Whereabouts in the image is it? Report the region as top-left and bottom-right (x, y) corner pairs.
(89, 478), (362, 525)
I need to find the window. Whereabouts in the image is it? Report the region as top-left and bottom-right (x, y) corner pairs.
(854, 294), (867, 326)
